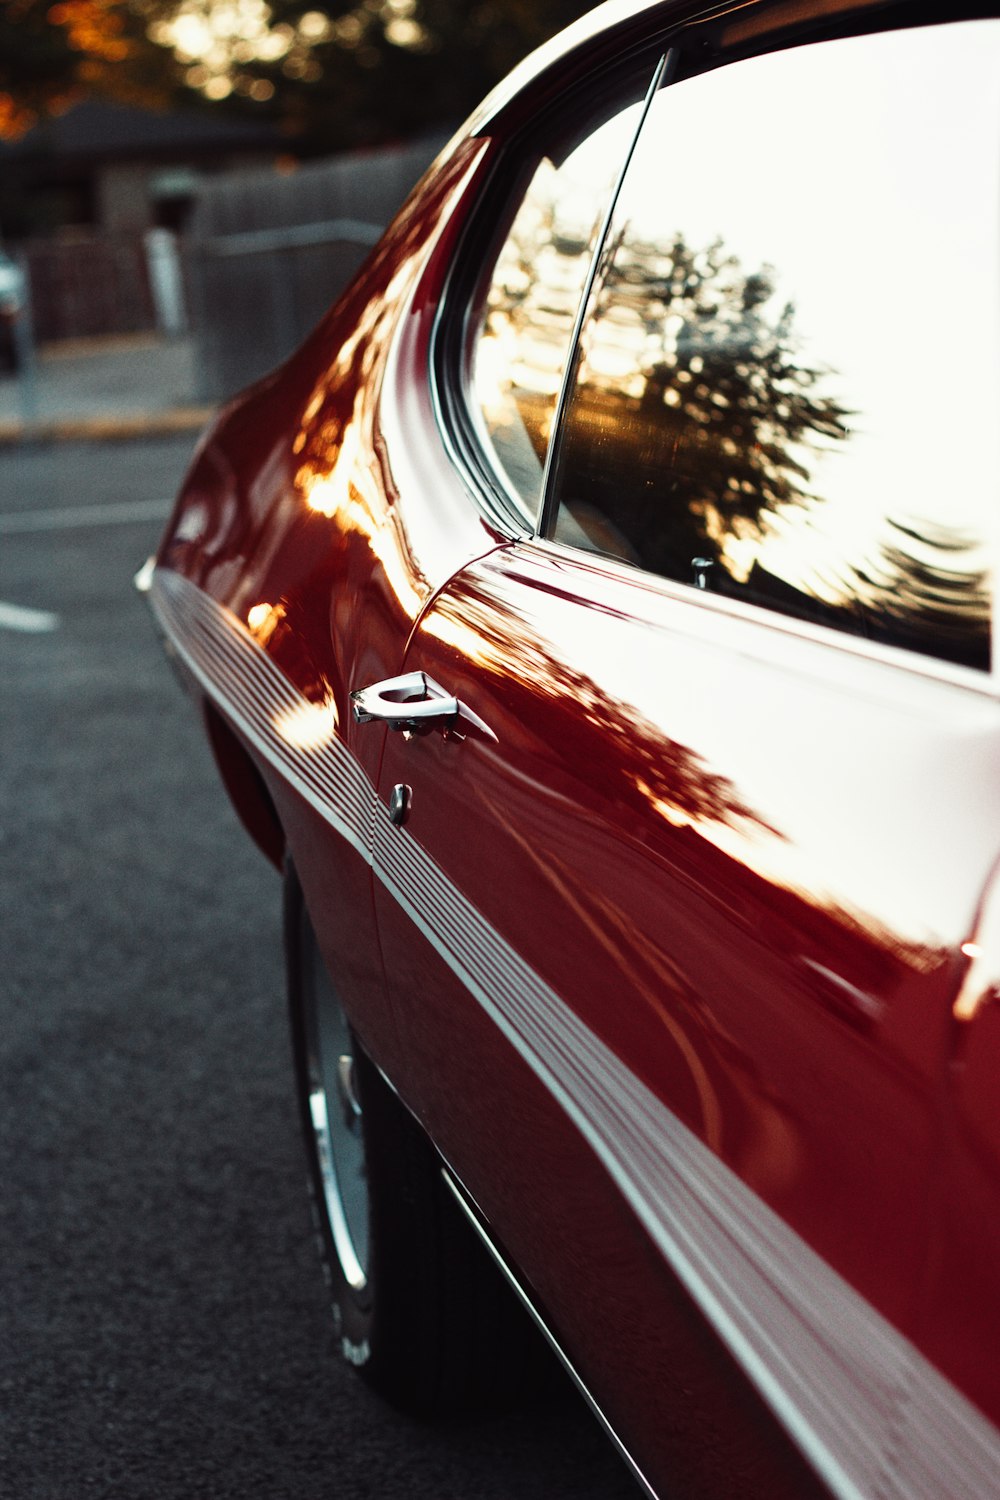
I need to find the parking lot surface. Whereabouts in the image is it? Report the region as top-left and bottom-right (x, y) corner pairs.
(0, 436), (639, 1500)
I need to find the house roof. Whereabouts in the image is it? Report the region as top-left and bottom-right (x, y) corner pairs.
(0, 100), (281, 162)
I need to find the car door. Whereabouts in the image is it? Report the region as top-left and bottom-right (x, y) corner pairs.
(368, 18), (1000, 1500)
(372, 544), (1000, 1500)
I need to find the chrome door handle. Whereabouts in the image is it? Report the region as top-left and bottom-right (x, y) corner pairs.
(350, 671), (458, 732)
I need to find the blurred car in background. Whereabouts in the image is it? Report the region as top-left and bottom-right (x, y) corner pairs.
(0, 250), (25, 371)
(146, 1), (1000, 1495)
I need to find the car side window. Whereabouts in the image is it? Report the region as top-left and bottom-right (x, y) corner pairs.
(544, 22), (1000, 673)
(467, 72), (657, 525)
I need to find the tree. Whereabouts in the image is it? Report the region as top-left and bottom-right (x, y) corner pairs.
(0, 0), (601, 151)
(0, 0), (176, 138)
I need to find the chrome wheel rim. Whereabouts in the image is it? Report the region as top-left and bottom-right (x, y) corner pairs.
(307, 954), (370, 1291)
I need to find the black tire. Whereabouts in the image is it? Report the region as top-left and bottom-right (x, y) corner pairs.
(284, 859), (544, 1416)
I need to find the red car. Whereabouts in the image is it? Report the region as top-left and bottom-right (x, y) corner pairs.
(146, 2), (1000, 1494)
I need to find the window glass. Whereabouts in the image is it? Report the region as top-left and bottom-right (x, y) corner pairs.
(469, 76), (655, 523)
(547, 23), (1000, 672)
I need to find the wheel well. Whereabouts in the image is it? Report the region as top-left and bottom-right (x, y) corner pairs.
(203, 699), (285, 868)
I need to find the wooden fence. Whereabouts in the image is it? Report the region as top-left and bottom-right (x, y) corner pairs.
(22, 234), (157, 343)
(184, 134), (448, 399)
(15, 133), (447, 394)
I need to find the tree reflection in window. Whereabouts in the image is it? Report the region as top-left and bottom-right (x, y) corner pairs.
(549, 222), (990, 672)
(552, 232), (850, 580)
(543, 26), (998, 673)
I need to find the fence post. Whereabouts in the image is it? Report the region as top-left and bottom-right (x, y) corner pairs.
(145, 228), (188, 336)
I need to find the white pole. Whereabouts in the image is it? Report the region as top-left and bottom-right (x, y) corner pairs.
(144, 228), (188, 336)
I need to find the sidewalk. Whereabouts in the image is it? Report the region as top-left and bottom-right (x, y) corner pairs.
(0, 333), (216, 445)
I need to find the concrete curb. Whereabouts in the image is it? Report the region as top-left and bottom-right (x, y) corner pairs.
(0, 406), (215, 446)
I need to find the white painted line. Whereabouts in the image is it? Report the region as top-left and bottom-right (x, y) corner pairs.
(0, 498), (171, 534)
(0, 600), (60, 632)
(133, 555), (156, 594)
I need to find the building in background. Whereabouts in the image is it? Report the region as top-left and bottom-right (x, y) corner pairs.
(0, 98), (281, 239)
(0, 99), (282, 343)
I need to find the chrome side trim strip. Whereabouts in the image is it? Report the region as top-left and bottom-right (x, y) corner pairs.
(150, 567), (1000, 1500)
(151, 570), (375, 865)
(374, 809), (883, 1500)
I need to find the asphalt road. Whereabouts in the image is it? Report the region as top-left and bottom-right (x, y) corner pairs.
(0, 437), (639, 1500)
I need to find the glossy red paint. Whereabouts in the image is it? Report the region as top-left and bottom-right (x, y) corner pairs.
(157, 134), (498, 1076)
(373, 538), (997, 1494)
(150, 2), (1000, 1495)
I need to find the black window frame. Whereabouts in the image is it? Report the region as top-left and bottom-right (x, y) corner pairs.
(429, 41), (670, 536)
